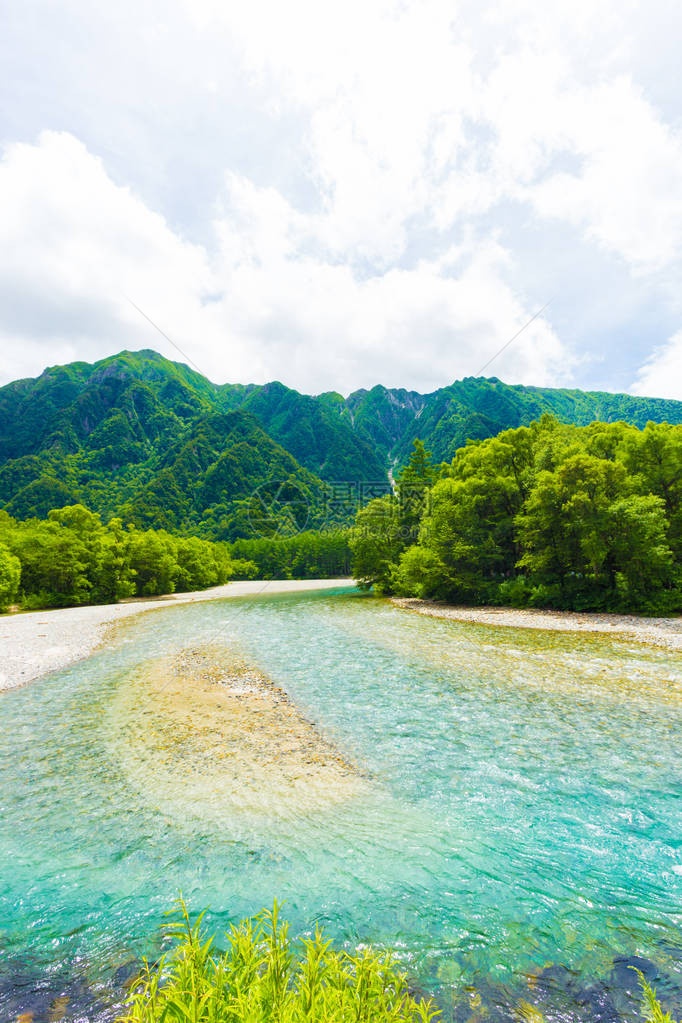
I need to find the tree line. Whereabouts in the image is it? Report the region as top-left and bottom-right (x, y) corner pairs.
(4, 415), (678, 615)
(0, 505), (259, 611)
(350, 417), (682, 613)
(228, 529), (351, 579)
(0, 506), (353, 612)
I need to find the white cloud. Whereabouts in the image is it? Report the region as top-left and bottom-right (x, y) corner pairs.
(0, 131), (212, 370)
(516, 76), (682, 272)
(0, 131), (566, 394)
(632, 331), (682, 400)
(188, 0), (682, 277)
(3, 0), (682, 396)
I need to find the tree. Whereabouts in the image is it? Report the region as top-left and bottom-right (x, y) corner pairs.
(175, 536), (230, 590)
(125, 529), (179, 596)
(516, 454), (673, 609)
(97, 516), (136, 602)
(409, 427), (534, 602)
(619, 422), (682, 557)
(394, 544), (444, 598)
(609, 494), (675, 609)
(396, 439), (437, 544)
(0, 543), (20, 610)
(350, 496), (403, 593)
(353, 417), (682, 613)
(9, 523), (92, 606)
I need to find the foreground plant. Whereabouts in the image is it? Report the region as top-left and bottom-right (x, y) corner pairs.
(118, 897), (440, 1023)
(637, 970), (679, 1023)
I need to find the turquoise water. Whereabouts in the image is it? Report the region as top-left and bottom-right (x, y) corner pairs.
(1, 588), (681, 1021)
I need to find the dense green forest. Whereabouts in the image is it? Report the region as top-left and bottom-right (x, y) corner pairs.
(0, 505), (352, 611)
(2, 349), (682, 538)
(0, 505), (258, 611)
(229, 529), (351, 579)
(351, 418), (682, 613)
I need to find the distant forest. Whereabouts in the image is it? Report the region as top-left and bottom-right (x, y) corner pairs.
(0, 507), (352, 611)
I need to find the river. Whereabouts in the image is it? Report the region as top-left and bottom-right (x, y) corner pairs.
(1, 586), (680, 1021)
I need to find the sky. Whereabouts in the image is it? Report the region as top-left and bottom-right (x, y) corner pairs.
(2, 1), (682, 399)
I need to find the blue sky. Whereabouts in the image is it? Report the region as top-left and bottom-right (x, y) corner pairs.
(2, 0), (682, 398)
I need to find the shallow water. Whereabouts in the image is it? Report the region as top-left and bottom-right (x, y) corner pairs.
(1, 588), (681, 1022)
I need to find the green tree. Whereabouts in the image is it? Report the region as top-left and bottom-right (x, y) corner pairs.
(619, 422), (682, 557)
(97, 516), (137, 601)
(9, 524), (92, 607)
(396, 439), (437, 543)
(394, 544), (445, 598)
(408, 427), (534, 601)
(609, 494), (676, 609)
(175, 536), (231, 590)
(516, 454), (674, 609)
(0, 542), (20, 610)
(125, 529), (179, 596)
(350, 496), (403, 593)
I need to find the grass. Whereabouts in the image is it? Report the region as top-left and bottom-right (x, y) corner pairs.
(117, 897), (440, 1022)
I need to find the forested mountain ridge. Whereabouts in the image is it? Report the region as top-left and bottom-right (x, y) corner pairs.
(229, 380), (388, 480)
(2, 348), (682, 538)
(387, 376), (682, 464)
(0, 352), (334, 537)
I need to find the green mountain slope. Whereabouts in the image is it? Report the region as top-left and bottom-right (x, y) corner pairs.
(233, 381), (387, 480)
(386, 376), (682, 465)
(344, 385), (426, 462)
(2, 348), (682, 538)
(117, 409), (331, 539)
(0, 353), (336, 538)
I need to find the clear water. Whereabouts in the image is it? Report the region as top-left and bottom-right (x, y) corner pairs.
(1, 588), (681, 1022)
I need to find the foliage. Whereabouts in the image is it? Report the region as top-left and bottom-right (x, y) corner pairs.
(636, 970), (679, 1023)
(3, 350), (682, 542)
(350, 496), (405, 593)
(118, 904), (678, 1023)
(118, 898), (439, 1023)
(355, 418), (682, 614)
(0, 505), (239, 610)
(229, 529), (352, 580)
(0, 539), (20, 610)
(349, 441), (437, 594)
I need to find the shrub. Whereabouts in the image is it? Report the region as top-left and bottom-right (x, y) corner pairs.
(118, 898), (440, 1023)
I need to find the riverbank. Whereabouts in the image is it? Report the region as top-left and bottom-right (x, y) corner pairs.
(0, 579), (353, 691)
(392, 597), (682, 652)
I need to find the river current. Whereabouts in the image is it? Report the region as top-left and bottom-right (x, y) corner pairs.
(1, 587), (680, 1021)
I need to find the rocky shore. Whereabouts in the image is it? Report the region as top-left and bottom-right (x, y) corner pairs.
(0, 579), (353, 691)
(392, 597), (682, 652)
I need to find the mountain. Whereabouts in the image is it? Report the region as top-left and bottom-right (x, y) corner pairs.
(2, 348), (682, 537)
(230, 381), (388, 481)
(0, 352), (336, 538)
(385, 376), (682, 465)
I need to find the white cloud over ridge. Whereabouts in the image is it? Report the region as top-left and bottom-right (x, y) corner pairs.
(0, 131), (565, 393)
(1, 0), (682, 396)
